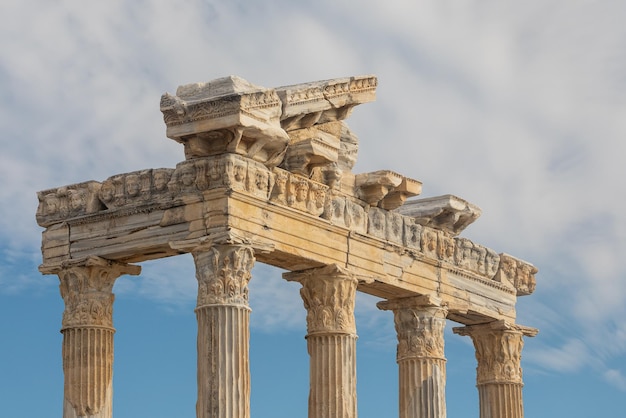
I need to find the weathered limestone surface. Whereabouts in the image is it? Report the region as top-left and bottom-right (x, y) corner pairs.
(37, 74), (539, 418)
(40, 257), (140, 418)
(189, 244), (255, 418)
(378, 296), (448, 418)
(285, 265), (361, 418)
(454, 321), (538, 418)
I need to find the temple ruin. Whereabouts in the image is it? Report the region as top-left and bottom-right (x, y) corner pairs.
(36, 74), (538, 418)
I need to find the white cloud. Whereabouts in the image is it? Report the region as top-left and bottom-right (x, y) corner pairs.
(604, 369), (626, 392)
(3, 0), (626, 391)
(525, 338), (590, 373)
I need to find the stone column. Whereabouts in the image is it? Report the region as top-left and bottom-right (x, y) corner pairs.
(284, 264), (359, 418)
(377, 296), (448, 418)
(40, 256), (141, 418)
(453, 321), (538, 418)
(191, 245), (255, 418)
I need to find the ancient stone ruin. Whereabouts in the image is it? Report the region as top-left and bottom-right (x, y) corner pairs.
(37, 75), (538, 418)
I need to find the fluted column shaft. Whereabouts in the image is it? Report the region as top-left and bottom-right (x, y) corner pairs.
(43, 257), (140, 418)
(378, 296), (448, 418)
(192, 245), (255, 418)
(285, 264), (359, 418)
(453, 321), (538, 418)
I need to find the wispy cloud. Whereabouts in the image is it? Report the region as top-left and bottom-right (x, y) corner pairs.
(3, 0), (626, 392)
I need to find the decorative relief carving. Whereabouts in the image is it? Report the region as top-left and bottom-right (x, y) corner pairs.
(378, 296), (447, 361)
(277, 75), (377, 131)
(193, 246), (255, 307)
(455, 238), (500, 279)
(46, 257), (141, 329)
(268, 169), (329, 217)
(473, 330), (524, 385)
(495, 253), (538, 296)
(345, 198), (368, 233)
(386, 210), (404, 244)
(403, 217), (423, 251)
(395, 309), (446, 360)
(322, 194), (367, 233)
(36, 181), (104, 227)
(97, 169), (174, 211)
(453, 321), (538, 385)
(284, 264), (358, 335)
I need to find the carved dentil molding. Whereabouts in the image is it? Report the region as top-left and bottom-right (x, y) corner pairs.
(193, 245), (255, 308)
(284, 264), (358, 335)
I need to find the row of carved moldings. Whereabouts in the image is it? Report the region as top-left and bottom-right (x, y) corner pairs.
(160, 88), (282, 128)
(35, 154), (276, 227)
(270, 168), (329, 217)
(364, 207), (537, 295)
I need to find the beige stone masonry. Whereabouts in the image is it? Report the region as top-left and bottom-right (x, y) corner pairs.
(40, 257), (140, 418)
(378, 296), (448, 418)
(36, 74), (539, 418)
(285, 264), (362, 418)
(453, 320), (538, 418)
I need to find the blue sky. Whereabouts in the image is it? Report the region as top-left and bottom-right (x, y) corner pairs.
(2, 1), (626, 417)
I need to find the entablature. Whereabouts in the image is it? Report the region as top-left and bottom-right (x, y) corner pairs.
(37, 74), (537, 327)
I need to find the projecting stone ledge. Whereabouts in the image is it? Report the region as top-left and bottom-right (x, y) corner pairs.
(397, 194), (481, 236)
(160, 75), (377, 167)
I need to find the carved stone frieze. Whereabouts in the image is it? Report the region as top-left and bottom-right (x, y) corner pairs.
(403, 216), (423, 251)
(192, 245), (255, 307)
(455, 237), (500, 279)
(284, 264), (358, 335)
(277, 75), (377, 131)
(269, 169), (329, 217)
(495, 253), (538, 296)
(397, 194), (481, 236)
(36, 181), (104, 227)
(322, 193), (368, 233)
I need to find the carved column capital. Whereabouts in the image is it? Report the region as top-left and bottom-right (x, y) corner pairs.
(39, 257), (140, 418)
(378, 296), (448, 361)
(284, 264), (358, 336)
(41, 257), (140, 330)
(454, 321), (538, 385)
(192, 245), (255, 308)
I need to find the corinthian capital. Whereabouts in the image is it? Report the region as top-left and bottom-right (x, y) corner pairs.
(40, 257), (140, 329)
(193, 245), (255, 308)
(378, 295), (448, 361)
(284, 264), (358, 335)
(454, 321), (538, 385)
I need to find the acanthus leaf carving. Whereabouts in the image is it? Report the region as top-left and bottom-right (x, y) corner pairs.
(284, 264), (358, 335)
(378, 297), (447, 361)
(50, 257), (141, 329)
(453, 321), (538, 385)
(193, 245), (255, 307)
